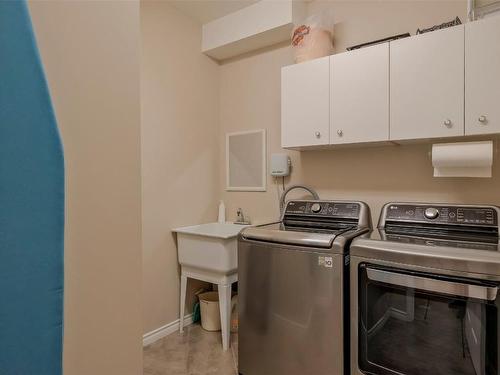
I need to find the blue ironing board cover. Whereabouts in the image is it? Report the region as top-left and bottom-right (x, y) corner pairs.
(0, 1), (64, 374)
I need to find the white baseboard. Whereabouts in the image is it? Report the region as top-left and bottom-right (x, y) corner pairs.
(143, 313), (194, 347)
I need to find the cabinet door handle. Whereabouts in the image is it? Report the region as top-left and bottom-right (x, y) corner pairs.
(444, 119), (452, 127)
(337, 129), (343, 137)
(479, 115), (487, 124)
(315, 131), (321, 138)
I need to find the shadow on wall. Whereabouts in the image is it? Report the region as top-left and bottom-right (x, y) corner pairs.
(298, 143), (500, 204)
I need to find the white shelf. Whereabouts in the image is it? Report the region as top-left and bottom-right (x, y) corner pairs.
(202, 0), (306, 61)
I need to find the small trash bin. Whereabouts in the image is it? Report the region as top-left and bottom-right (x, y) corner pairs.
(199, 292), (221, 331)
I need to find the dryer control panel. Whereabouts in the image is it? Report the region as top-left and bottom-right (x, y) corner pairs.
(384, 203), (499, 226)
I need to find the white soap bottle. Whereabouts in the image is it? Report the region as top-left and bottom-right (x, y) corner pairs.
(218, 200), (226, 223)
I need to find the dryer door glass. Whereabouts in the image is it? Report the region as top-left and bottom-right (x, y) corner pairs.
(358, 264), (499, 375)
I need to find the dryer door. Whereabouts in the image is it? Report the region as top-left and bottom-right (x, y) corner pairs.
(358, 263), (499, 375)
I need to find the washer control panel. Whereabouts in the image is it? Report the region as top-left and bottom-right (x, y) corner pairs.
(286, 201), (360, 219)
(385, 204), (498, 226)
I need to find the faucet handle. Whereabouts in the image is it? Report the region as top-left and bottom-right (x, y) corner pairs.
(236, 208), (249, 224)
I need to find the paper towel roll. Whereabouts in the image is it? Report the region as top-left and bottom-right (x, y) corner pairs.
(432, 141), (493, 177)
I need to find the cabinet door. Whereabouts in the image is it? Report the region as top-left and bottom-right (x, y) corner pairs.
(330, 43), (389, 144)
(390, 26), (464, 141)
(281, 56), (330, 148)
(466, 16), (500, 135)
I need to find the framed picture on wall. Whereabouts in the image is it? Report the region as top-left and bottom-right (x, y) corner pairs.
(226, 129), (266, 191)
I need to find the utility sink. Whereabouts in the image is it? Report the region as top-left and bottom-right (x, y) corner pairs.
(173, 222), (250, 351)
(173, 222), (250, 275)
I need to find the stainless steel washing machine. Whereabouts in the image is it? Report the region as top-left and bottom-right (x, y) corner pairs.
(350, 202), (500, 375)
(238, 200), (371, 375)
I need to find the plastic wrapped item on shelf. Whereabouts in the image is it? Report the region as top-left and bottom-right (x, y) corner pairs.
(292, 12), (334, 63)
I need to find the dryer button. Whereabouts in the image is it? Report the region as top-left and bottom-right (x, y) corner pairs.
(424, 207), (439, 220)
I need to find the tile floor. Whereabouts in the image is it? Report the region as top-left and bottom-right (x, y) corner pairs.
(143, 324), (238, 375)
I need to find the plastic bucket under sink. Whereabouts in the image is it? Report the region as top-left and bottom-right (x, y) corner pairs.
(199, 292), (221, 331)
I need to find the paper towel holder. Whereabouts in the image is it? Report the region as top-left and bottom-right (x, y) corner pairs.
(428, 140), (498, 157)
(431, 140), (494, 178)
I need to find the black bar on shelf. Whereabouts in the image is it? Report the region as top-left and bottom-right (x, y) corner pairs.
(346, 33), (411, 51)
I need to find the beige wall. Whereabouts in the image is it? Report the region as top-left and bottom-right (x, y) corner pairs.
(219, 0), (500, 227)
(141, 1), (220, 334)
(28, 2), (143, 375)
(141, 0), (493, 337)
(28, 0), (492, 361)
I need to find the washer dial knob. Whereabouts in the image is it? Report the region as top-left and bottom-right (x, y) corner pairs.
(424, 207), (439, 219)
(311, 203), (322, 213)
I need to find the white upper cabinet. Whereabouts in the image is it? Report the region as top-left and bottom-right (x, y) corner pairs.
(465, 16), (500, 135)
(390, 26), (465, 141)
(281, 56), (330, 148)
(281, 20), (498, 150)
(330, 43), (389, 144)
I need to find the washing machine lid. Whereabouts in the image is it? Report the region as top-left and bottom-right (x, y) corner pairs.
(241, 199), (371, 248)
(241, 222), (352, 248)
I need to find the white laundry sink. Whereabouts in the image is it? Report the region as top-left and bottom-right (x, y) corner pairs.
(173, 222), (251, 351)
(173, 222), (250, 275)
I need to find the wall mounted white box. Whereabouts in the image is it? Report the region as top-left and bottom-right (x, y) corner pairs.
(270, 153), (290, 177)
(202, 0), (306, 61)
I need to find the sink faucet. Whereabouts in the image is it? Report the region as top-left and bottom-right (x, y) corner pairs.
(235, 208), (250, 225)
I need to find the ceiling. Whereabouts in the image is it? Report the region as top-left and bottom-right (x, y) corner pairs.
(168, 0), (260, 24)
